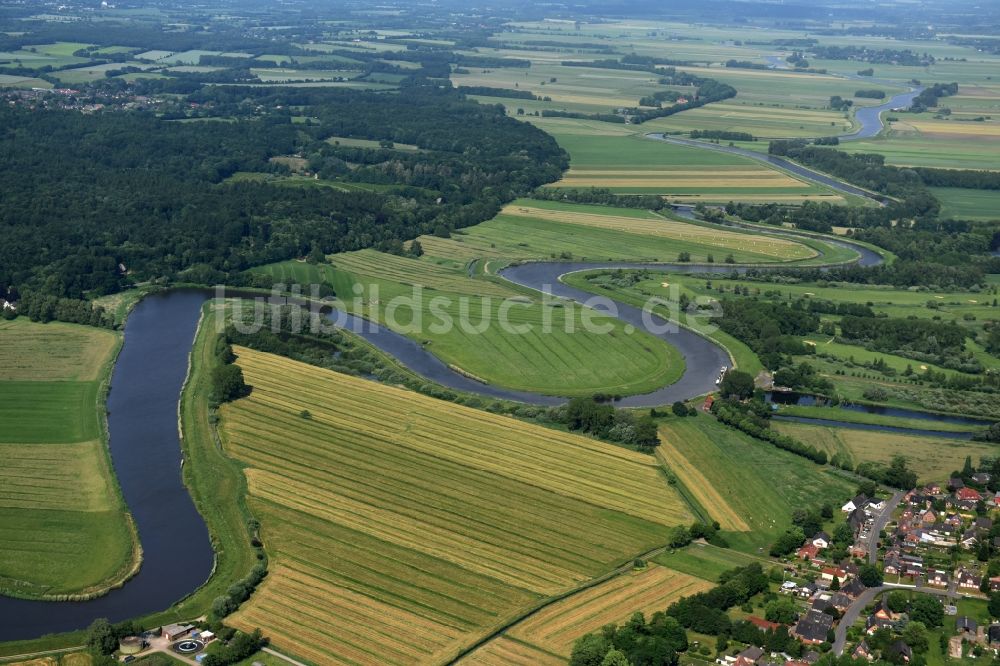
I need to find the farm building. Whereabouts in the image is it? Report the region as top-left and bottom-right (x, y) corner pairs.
(163, 623), (195, 641)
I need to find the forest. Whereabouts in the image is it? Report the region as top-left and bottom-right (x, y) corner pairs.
(0, 86), (565, 300)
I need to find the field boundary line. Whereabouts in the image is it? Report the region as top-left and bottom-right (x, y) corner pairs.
(0, 645), (85, 663)
(444, 544), (670, 665)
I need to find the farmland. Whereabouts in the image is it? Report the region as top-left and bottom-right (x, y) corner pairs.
(410, 199), (820, 265)
(533, 123), (845, 202)
(221, 348), (690, 664)
(656, 416), (855, 551)
(772, 421), (997, 483)
(0, 320), (137, 599)
(460, 564), (713, 664)
(255, 247), (686, 398)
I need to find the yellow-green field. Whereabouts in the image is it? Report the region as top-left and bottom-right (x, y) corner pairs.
(223, 349), (690, 665)
(0, 319), (137, 599)
(772, 421), (997, 483)
(5, 653), (92, 666)
(505, 564), (712, 658)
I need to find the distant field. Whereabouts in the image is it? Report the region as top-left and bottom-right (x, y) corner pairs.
(656, 416), (855, 550)
(223, 349), (689, 664)
(844, 126), (1000, 171)
(415, 199), (816, 265)
(533, 124), (840, 201)
(7, 653), (92, 666)
(931, 187), (1000, 221)
(772, 421), (997, 483)
(0, 319), (135, 599)
(458, 637), (563, 666)
(506, 564), (713, 657)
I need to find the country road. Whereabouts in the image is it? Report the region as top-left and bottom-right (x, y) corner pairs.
(867, 491), (906, 564)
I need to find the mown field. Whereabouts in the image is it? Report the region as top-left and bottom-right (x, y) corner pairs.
(533, 125), (843, 202)
(5, 653), (92, 666)
(656, 415), (855, 551)
(413, 199), (818, 265)
(930, 187), (1000, 222)
(772, 421), (997, 483)
(255, 247), (686, 398)
(654, 543), (770, 582)
(0, 319), (136, 599)
(222, 349), (691, 665)
(506, 564), (712, 658)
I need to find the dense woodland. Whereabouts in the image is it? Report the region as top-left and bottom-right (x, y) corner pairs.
(0, 86), (565, 301)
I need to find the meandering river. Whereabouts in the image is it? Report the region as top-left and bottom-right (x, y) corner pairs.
(0, 75), (936, 643)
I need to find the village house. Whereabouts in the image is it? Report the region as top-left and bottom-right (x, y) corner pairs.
(957, 617), (978, 634)
(820, 567), (848, 584)
(957, 568), (982, 590)
(865, 615), (894, 635)
(812, 532), (830, 550)
(961, 529), (979, 550)
(842, 494), (868, 513)
(888, 641), (912, 663)
(842, 578), (866, 598)
(928, 570), (950, 587)
(972, 472), (992, 486)
(851, 640), (874, 662)
(162, 623), (195, 642)
(950, 477), (965, 490)
(920, 509), (937, 525)
(989, 576), (1000, 592)
(793, 610), (833, 645)
(956, 487), (982, 503)
(797, 543), (820, 560)
(748, 617), (782, 632)
(988, 624), (1000, 647)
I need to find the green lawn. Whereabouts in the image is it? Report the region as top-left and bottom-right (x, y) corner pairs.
(654, 543), (771, 582)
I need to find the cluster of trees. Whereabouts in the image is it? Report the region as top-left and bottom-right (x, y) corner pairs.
(829, 95), (854, 111)
(855, 456), (919, 490)
(668, 520), (729, 548)
(665, 564), (770, 635)
(563, 397), (660, 450)
(456, 85), (539, 100)
(725, 59), (771, 70)
(2, 292), (116, 328)
(570, 612), (689, 666)
(210, 341), (250, 406)
(540, 109), (626, 123)
(639, 90), (682, 107)
(201, 629), (268, 666)
(838, 315), (969, 368)
(211, 563), (266, 619)
(717, 298), (819, 369)
(809, 45), (934, 66)
(532, 187), (667, 210)
(1, 86), (565, 300)
(912, 166), (1000, 190)
(854, 89), (886, 99)
(86, 618), (144, 659)
(690, 130), (755, 141)
(910, 82), (959, 113)
(630, 78), (736, 125)
(713, 400), (829, 464)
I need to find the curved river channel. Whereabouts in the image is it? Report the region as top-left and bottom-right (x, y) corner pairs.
(0, 80), (930, 642)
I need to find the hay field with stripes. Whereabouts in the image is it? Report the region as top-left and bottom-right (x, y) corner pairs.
(412, 199), (817, 266)
(222, 349), (690, 664)
(0, 319), (136, 599)
(504, 565), (713, 658)
(500, 204), (816, 261)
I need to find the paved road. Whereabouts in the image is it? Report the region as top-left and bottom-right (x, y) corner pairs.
(833, 583), (962, 655)
(866, 491), (906, 564)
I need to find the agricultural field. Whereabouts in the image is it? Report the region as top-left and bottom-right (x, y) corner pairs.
(533, 122), (844, 202)
(772, 421), (997, 484)
(255, 247), (685, 398)
(461, 564), (712, 663)
(653, 543), (770, 582)
(411, 199), (819, 266)
(506, 565), (712, 658)
(221, 349), (690, 665)
(0, 319), (136, 599)
(930, 188), (1000, 221)
(656, 415), (855, 551)
(5, 653), (92, 666)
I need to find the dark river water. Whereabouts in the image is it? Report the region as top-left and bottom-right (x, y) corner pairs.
(0, 290), (215, 642)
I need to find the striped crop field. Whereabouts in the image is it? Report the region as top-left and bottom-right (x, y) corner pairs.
(329, 249), (517, 298)
(413, 199), (816, 266)
(505, 565), (713, 658)
(500, 204), (816, 261)
(222, 349), (690, 664)
(0, 319), (136, 599)
(458, 637), (564, 666)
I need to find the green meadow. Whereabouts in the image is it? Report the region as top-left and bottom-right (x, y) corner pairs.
(0, 319), (137, 599)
